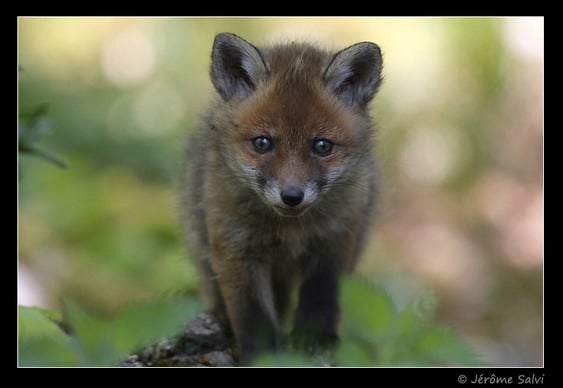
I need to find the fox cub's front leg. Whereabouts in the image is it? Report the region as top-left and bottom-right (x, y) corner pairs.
(292, 257), (340, 352)
(210, 255), (281, 364)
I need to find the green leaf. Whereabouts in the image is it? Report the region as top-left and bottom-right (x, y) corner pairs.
(19, 103), (66, 169)
(336, 277), (477, 367)
(19, 306), (65, 342)
(335, 341), (375, 367)
(63, 301), (115, 366)
(251, 352), (318, 367)
(18, 306), (77, 367)
(19, 141), (67, 169)
(413, 326), (478, 366)
(112, 297), (201, 356)
(410, 290), (437, 322)
(65, 297), (200, 366)
(340, 277), (395, 342)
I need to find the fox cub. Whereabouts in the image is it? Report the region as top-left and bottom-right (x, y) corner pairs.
(182, 32), (383, 363)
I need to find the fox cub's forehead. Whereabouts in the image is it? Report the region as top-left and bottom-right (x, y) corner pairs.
(242, 44), (340, 128)
(263, 43), (330, 79)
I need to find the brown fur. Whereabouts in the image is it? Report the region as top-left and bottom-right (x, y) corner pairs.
(181, 33), (383, 363)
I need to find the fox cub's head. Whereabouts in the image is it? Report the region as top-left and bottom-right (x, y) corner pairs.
(210, 33), (383, 217)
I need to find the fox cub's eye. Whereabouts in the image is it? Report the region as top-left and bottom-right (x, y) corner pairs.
(252, 136), (273, 154)
(312, 139), (333, 156)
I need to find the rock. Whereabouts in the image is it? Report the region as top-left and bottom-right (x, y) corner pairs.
(119, 312), (235, 367)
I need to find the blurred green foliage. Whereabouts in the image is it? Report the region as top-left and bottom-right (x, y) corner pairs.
(19, 158), (198, 313)
(19, 277), (475, 367)
(19, 103), (66, 170)
(252, 277), (476, 367)
(19, 297), (200, 366)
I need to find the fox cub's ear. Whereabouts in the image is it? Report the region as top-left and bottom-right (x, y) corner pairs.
(324, 42), (383, 109)
(211, 33), (268, 101)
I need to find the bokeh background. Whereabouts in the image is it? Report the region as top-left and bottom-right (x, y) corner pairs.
(18, 17), (543, 366)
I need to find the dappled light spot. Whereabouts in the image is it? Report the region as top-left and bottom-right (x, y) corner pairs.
(101, 27), (156, 88)
(398, 125), (472, 186)
(133, 81), (186, 135)
(503, 18), (543, 61)
(471, 171), (543, 269)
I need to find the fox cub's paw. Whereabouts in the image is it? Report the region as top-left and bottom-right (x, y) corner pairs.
(290, 328), (340, 355)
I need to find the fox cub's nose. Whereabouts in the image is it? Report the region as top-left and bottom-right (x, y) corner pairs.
(280, 186), (304, 207)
